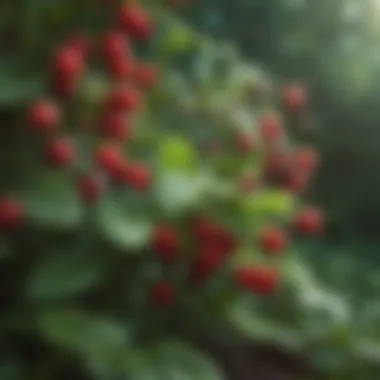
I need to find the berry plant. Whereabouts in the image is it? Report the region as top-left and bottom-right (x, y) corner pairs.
(0, 1), (331, 379)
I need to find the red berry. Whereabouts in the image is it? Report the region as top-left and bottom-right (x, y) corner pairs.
(95, 144), (123, 173)
(45, 138), (75, 167)
(259, 113), (283, 142)
(118, 4), (153, 40)
(189, 244), (224, 284)
(53, 46), (84, 81)
(123, 162), (151, 190)
(151, 225), (179, 263)
(150, 281), (176, 307)
(258, 226), (287, 255)
(105, 86), (141, 112)
(65, 33), (91, 57)
(101, 31), (133, 79)
(282, 169), (309, 193)
(283, 83), (307, 111)
(98, 113), (131, 140)
(294, 147), (319, 173)
(134, 63), (158, 88)
(101, 31), (130, 59)
(293, 207), (323, 235)
(77, 175), (101, 203)
(192, 218), (217, 241)
(234, 266), (278, 294)
(0, 198), (24, 229)
(27, 99), (59, 131)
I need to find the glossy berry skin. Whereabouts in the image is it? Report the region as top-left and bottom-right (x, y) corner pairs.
(118, 4), (153, 40)
(98, 113), (131, 140)
(53, 46), (84, 81)
(123, 162), (151, 190)
(259, 113), (283, 142)
(27, 100), (59, 131)
(151, 225), (179, 263)
(95, 144), (123, 173)
(105, 86), (141, 112)
(258, 226), (287, 255)
(65, 33), (91, 57)
(45, 138), (75, 167)
(283, 83), (307, 111)
(234, 266), (278, 294)
(77, 175), (101, 203)
(188, 244), (224, 284)
(294, 147), (319, 173)
(293, 207), (323, 235)
(150, 281), (176, 307)
(0, 198), (24, 229)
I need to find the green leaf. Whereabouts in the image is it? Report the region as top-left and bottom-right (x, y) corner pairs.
(0, 57), (44, 105)
(154, 171), (205, 216)
(26, 249), (106, 301)
(96, 197), (153, 251)
(38, 308), (130, 361)
(149, 340), (223, 380)
(157, 135), (198, 172)
(241, 189), (295, 216)
(21, 170), (84, 229)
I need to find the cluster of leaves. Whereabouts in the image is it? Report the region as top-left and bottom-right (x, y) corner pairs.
(0, 1), (328, 379)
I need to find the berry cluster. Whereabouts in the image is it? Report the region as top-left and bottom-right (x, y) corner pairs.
(0, 2), (323, 313)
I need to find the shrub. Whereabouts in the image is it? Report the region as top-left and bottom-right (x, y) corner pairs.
(0, 1), (324, 378)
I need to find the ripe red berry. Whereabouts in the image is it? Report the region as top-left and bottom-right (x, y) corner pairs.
(0, 198), (24, 229)
(259, 113), (283, 142)
(101, 30), (130, 59)
(53, 46), (84, 81)
(282, 169), (309, 193)
(123, 162), (151, 190)
(27, 99), (59, 131)
(151, 225), (179, 263)
(118, 4), (153, 40)
(105, 86), (141, 112)
(77, 174), (102, 203)
(188, 244), (225, 284)
(150, 281), (176, 307)
(258, 226), (287, 255)
(134, 63), (158, 88)
(95, 144), (123, 173)
(293, 207), (323, 235)
(283, 83), (307, 111)
(101, 31), (134, 79)
(45, 138), (75, 167)
(294, 147), (319, 173)
(65, 33), (91, 57)
(192, 218), (217, 242)
(98, 112), (131, 140)
(234, 266), (278, 294)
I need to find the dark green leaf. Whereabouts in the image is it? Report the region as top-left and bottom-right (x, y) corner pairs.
(26, 249), (106, 301)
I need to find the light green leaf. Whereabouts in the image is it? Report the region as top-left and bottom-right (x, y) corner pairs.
(241, 189), (294, 216)
(154, 171), (205, 216)
(26, 249), (106, 300)
(21, 170), (84, 229)
(157, 135), (198, 172)
(96, 197), (153, 251)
